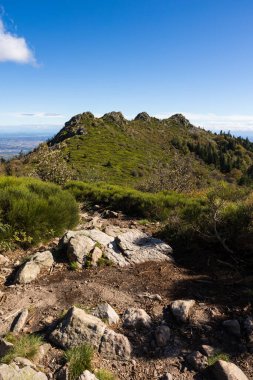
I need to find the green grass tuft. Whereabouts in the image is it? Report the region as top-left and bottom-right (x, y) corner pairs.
(65, 344), (93, 380)
(1, 333), (43, 364)
(208, 352), (230, 366)
(96, 369), (117, 380)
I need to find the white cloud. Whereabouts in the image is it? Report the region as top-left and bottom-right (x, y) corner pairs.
(185, 113), (253, 132)
(155, 112), (253, 132)
(0, 19), (36, 64)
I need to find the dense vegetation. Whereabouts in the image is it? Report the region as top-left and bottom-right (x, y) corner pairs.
(66, 180), (253, 266)
(65, 181), (202, 220)
(4, 111), (253, 190)
(0, 177), (79, 250)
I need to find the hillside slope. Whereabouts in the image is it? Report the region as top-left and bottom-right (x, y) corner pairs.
(7, 111), (253, 189)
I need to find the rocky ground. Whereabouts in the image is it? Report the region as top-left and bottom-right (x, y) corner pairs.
(0, 211), (252, 379)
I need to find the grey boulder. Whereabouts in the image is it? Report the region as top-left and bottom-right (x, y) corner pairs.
(92, 303), (119, 325)
(170, 300), (195, 322)
(211, 360), (249, 380)
(50, 306), (105, 349)
(123, 308), (152, 329)
(16, 261), (40, 284)
(67, 235), (95, 268)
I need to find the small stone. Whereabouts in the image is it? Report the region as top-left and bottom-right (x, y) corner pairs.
(122, 308), (152, 329)
(92, 303), (119, 325)
(223, 319), (241, 338)
(155, 325), (171, 347)
(171, 300), (195, 322)
(91, 247), (103, 267)
(244, 316), (253, 335)
(200, 344), (216, 357)
(0, 339), (14, 358)
(0, 255), (10, 265)
(78, 370), (98, 380)
(186, 351), (208, 372)
(16, 261), (40, 284)
(30, 250), (54, 268)
(160, 373), (173, 380)
(11, 309), (29, 333)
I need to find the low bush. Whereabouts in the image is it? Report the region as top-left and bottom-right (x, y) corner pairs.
(0, 176), (79, 249)
(1, 333), (43, 364)
(64, 181), (202, 221)
(162, 183), (253, 255)
(65, 344), (93, 380)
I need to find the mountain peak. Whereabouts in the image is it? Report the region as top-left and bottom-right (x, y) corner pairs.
(102, 111), (126, 124)
(134, 112), (151, 121)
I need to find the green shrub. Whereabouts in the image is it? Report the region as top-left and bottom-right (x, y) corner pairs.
(65, 344), (93, 380)
(96, 369), (117, 380)
(0, 176), (79, 248)
(64, 181), (202, 221)
(162, 183), (253, 254)
(1, 333), (43, 364)
(69, 261), (79, 271)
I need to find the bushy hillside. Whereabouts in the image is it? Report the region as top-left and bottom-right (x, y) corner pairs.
(5, 111), (253, 189)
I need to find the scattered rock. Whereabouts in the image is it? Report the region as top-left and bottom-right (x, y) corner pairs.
(0, 363), (48, 379)
(84, 229), (114, 246)
(170, 300), (195, 323)
(211, 359), (249, 380)
(16, 261), (40, 284)
(101, 210), (119, 219)
(160, 373), (173, 380)
(90, 247), (103, 267)
(13, 357), (37, 369)
(11, 308), (29, 333)
(50, 306), (131, 360)
(116, 229), (173, 264)
(92, 303), (119, 325)
(122, 308), (152, 329)
(33, 343), (51, 364)
(186, 351), (208, 372)
(100, 328), (132, 360)
(200, 344), (216, 357)
(78, 370), (98, 380)
(244, 316), (253, 335)
(50, 306), (106, 349)
(30, 251), (54, 268)
(155, 325), (171, 347)
(67, 235), (95, 267)
(138, 292), (162, 301)
(0, 255), (10, 265)
(223, 319), (241, 338)
(0, 339), (14, 358)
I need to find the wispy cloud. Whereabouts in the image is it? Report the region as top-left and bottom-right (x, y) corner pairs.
(185, 113), (253, 131)
(0, 19), (36, 65)
(155, 112), (253, 132)
(19, 112), (65, 118)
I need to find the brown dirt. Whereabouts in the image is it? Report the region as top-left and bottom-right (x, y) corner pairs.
(0, 213), (253, 379)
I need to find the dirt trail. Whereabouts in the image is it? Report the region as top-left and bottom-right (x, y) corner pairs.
(0, 213), (252, 379)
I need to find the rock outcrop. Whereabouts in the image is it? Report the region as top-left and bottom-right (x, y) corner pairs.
(50, 306), (131, 360)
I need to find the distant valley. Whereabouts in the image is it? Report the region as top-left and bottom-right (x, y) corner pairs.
(0, 133), (53, 159)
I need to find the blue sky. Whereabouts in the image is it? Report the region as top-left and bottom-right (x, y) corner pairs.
(0, 0), (253, 134)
